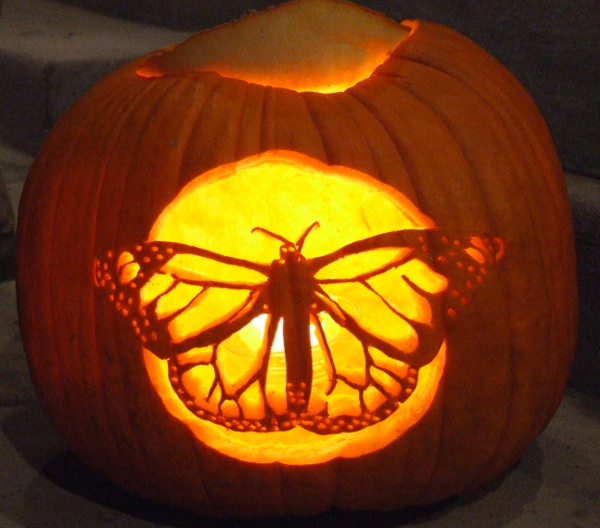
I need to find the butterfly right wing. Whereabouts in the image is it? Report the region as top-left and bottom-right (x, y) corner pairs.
(94, 241), (270, 359)
(302, 229), (504, 420)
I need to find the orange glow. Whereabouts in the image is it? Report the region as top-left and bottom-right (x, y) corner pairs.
(149, 150), (435, 259)
(136, 150), (447, 464)
(137, 0), (410, 93)
(147, 150), (440, 348)
(92, 149), (508, 465)
(144, 343), (445, 464)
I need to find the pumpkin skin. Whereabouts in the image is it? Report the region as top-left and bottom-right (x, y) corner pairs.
(16, 0), (577, 517)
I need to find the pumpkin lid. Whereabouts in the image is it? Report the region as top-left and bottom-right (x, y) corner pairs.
(137, 0), (411, 93)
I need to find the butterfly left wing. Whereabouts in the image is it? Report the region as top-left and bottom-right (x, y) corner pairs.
(94, 241), (270, 359)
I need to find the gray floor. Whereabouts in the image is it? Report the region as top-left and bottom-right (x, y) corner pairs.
(1, 278), (599, 527)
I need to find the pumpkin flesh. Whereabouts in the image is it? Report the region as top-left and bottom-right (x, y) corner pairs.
(138, 0), (410, 93)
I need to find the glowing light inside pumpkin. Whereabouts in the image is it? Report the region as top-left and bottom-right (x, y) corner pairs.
(144, 344), (446, 464)
(241, 314), (332, 352)
(140, 150), (448, 464)
(137, 0), (411, 93)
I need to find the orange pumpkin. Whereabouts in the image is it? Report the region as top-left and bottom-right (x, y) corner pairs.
(17, 0), (577, 517)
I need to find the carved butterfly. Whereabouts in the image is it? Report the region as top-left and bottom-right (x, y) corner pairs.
(95, 223), (504, 434)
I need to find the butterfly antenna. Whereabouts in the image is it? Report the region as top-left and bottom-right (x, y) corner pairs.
(251, 227), (293, 245)
(296, 221), (320, 251)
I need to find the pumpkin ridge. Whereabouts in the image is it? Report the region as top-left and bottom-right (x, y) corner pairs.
(460, 81), (576, 386)
(195, 76), (265, 174)
(261, 86), (276, 153)
(234, 83), (265, 161)
(392, 44), (574, 431)
(188, 430), (220, 514)
(349, 74), (525, 500)
(42, 77), (158, 463)
(381, 68), (561, 498)
(91, 78), (194, 486)
(302, 91), (381, 174)
(261, 87), (327, 160)
(298, 91), (334, 166)
(333, 91), (395, 182)
(372, 75), (520, 496)
(343, 83), (419, 195)
(95, 79), (179, 481)
(387, 21), (570, 227)
(377, 75), (497, 230)
(348, 78), (474, 232)
(341, 81), (456, 501)
(114, 80), (189, 242)
(180, 74), (249, 182)
(173, 75), (231, 183)
(17, 134), (77, 430)
(379, 47), (574, 491)
(342, 89), (419, 199)
(154, 76), (226, 190)
(230, 80), (259, 162)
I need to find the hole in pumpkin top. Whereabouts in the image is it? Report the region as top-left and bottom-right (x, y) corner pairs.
(137, 0), (411, 93)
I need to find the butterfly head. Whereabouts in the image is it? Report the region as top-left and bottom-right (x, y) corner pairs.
(252, 221), (320, 261)
(279, 242), (304, 263)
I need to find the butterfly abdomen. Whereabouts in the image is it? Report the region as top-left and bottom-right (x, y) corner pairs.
(267, 249), (316, 414)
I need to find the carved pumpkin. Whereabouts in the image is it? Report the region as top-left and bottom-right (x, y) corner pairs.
(17, 0), (577, 517)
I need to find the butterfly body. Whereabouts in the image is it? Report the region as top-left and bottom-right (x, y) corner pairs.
(95, 226), (504, 434)
(265, 243), (316, 414)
